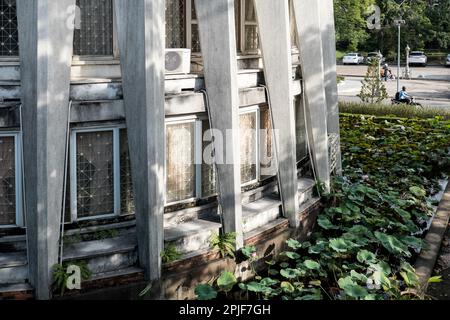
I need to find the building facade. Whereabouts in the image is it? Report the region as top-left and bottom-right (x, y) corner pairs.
(0, 0), (340, 299)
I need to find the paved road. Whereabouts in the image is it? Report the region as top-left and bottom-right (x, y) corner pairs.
(338, 66), (450, 108)
(337, 65), (450, 82)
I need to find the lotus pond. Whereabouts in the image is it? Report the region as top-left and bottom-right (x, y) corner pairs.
(195, 114), (450, 301)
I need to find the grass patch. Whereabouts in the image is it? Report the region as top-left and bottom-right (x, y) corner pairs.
(339, 101), (450, 121)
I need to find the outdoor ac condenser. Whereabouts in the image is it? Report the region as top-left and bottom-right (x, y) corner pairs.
(165, 49), (191, 75)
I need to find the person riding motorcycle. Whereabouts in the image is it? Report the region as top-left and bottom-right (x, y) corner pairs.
(397, 86), (412, 104)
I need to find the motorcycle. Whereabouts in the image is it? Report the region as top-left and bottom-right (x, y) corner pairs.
(391, 95), (422, 107)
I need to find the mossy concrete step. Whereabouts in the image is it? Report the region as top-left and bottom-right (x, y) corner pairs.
(242, 196), (282, 234)
(0, 251), (28, 285)
(0, 234), (27, 252)
(298, 178), (316, 206)
(62, 234), (138, 276)
(164, 219), (222, 255)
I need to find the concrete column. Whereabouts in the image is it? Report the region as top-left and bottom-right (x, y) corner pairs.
(292, 0), (331, 189)
(319, 0), (342, 174)
(253, 0), (299, 226)
(114, 0), (165, 281)
(16, 0), (75, 299)
(195, 0), (243, 247)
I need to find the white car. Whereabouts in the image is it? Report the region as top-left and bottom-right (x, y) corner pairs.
(409, 51), (428, 66)
(342, 53), (364, 65)
(446, 54), (450, 67)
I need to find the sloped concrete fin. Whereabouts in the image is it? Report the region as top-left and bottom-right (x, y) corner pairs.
(292, 0), (331, 190)
(114, 0), (165, 281)
(254, 0), (299, 225)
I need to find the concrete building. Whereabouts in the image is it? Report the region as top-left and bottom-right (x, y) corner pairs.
(0, 0), (340, 300)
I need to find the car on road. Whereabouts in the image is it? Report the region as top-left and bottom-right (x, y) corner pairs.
(408, 51), (428, 66)
(366, 52), (385, 64)
(446, 54), (450, 67)
(342, 52), (364, 65)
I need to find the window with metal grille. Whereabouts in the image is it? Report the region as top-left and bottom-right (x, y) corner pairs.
(0, 0), (19, 56)
(165, 120), (197, 204)
(242, 0), (259, 52)
(201, 119), (216, 198)
(239, 105), (277, 186)
(70, 126), (134, 221)
(166, 0), (186, 48)
(73, 0), (114, 56)
(0, 133), (22, 227)
(187, 0), (241, 53)
(240, 108), (258, 185)
(260, 106), (277, 180)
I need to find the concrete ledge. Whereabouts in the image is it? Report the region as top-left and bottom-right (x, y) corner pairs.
(415, 181), (450, 292)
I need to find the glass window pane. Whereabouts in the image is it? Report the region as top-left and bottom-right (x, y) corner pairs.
(0, 0), (19, 56)
(245, 25), (259, 52)
(166, 0), (186, 48)
(244, 0), (257, 22)
(240, 112), (257, 184)
(166, 122), (196, 203)
(73, 0), (114, 56)
(201, 120), (216, 198)
(260, 106), (277, 179)
(0, 136), (16, 225)
(191, 23), (201, 53)
(76, 131), (114, 218)
(120, 129), (135, 215)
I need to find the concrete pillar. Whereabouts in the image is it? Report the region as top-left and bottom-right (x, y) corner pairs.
(16, 0), (75, 299)
(253, 0), (299, 226)
(114, 0), (165, 281)
(292, 0), (331, 189)
(195, 0), (243, 247)
(319, 0), (342, 174)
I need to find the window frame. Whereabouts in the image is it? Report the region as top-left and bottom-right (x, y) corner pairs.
(0, 131), (23, 228)
(184, 0), (259, 55)
(239, 105), (260, 186)
(164, 115), (203, 206)
(239, 0), (259, 55)
(71, 0), (119, 62)
(69, 125), (126, 222)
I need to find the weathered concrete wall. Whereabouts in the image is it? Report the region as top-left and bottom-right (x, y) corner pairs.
(292, 0), (331, 189)
(254, 0), (299, 226)
(16, 0), (76, 299)
(195, 0), (244, 248)
(114, 0), (165, 284)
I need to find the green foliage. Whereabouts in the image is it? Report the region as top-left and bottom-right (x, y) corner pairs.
(241, 245), (257, 259)
(357, 59), (388, 104)
(210, 232), (237, 259)
(217, 271), (238, 293)
(335, 0), (450, 52)
(334, 0), (375, 51)
(195, 114), (450, 301)
(195, 284), (218, 300)
(52, 261), (91, 296)
(340, 102), (450, 120)
(194, 271), (237, 300)
(161, 243), (182, 264)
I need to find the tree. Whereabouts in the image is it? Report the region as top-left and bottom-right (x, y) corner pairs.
(333, 0), (450, 52)
(334, 0), (375, 51)
(357, 59), (388, 104)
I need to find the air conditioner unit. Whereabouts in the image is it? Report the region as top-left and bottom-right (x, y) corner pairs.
(165, 48), (191, 75)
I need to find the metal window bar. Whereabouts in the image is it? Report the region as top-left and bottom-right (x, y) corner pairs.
(0, 0), (19, 56)
(73, 0), (114, 56)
